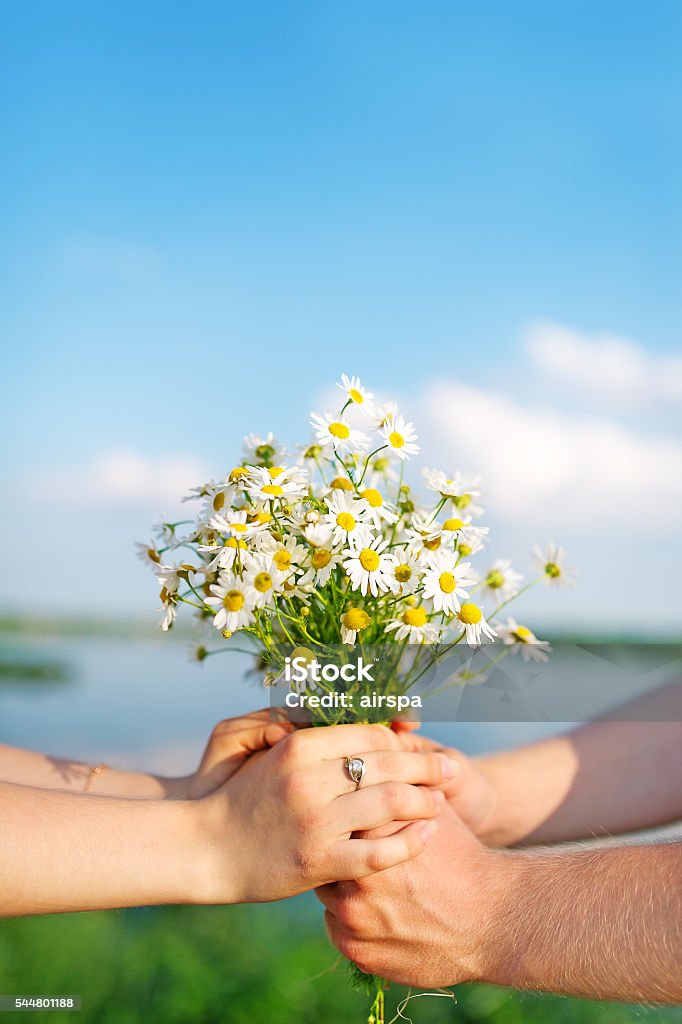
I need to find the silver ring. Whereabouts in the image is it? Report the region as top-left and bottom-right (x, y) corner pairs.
(344, 755), (366, 789)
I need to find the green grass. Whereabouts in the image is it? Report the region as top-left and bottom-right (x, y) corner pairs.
(0, 901), (679, 1024)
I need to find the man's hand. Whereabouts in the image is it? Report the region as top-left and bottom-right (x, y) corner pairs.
(318, 806), (682, 1002)
(317, 805), (500, 986)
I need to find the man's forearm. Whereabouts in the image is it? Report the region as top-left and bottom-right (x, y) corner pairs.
(476, 684), (682, 845)
(483, 842), (682, 1002)
(0, 780), (207, 915)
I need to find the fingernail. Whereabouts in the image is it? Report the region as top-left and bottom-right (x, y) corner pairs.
(439, 753), (459, 779)
(420, 820), (439, 842)
(433, 790), (445, 806)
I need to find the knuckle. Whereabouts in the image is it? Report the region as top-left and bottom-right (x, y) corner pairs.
(293, 843), (321, 881)
(383, 781), (408, 813)
(366, 845), (390, 873)
(280, 768), (312, 806)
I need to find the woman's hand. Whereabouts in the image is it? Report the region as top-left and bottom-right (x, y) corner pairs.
(192, 722), (453, 904)
(171, 709), (294, 798)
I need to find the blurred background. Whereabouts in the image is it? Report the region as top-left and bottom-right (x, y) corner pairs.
(1, 2), (681, 1021)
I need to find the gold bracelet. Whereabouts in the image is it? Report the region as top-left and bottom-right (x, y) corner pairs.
(83, 763), (109, 793)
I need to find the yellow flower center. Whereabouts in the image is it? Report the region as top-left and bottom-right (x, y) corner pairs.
(252, 511), (272, 524)
(261, 483), (284, 496)
(225, 537), (247, 550)
(223, 590), (244, 612)
(312, 549), (332, 569)
(331, 476), (354, 491)
(304, 444), (322, 458)
(349, 388), (364, 404)
(329, 421), (350, 439)
(229, 466), (248, 483)
(373, 457), (390, 473)
(343, 608), (370, 632)
(255, 443), (275, 461)
(230, 522), (248, 533)
(274, 550), (292, 571)
(394, 563), (412, 583)
(359, 548), (380, 571)
(486, 569), (504, 590)
(389, 430), (405, 448)
(545, 562), (561, 578)
(147, 548), (160, 563)
(254, 572), (273, 593)
(423, 536), (441, 551)
(213, 492), (226, 511)
(361, 488), (383, 508)
(336, 512), (356, 531)
(514, 625), (533, 642)
(458, 602), (482, 625)
(457, 543), (472, 557)
(269, 466), (284, 478)
(439, 571), (456, 594)
(402, 606), (427, 627)
(443, 517), (464, 531)
(454, 494), (471, 509)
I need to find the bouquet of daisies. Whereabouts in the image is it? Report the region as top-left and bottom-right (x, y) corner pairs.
(138, 373), (572, 1021)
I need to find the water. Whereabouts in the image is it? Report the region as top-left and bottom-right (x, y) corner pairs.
(0, 632), (586, 772)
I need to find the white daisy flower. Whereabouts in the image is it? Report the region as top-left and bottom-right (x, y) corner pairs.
(209, 509), (269, 541)
(422, 468), (485, 515)
(532, 544), (576, 587)
(386, 549), (422, 595)
(370, 400), (400, 430)
(340, 607), (371, 646)
(245, 465), (308, 503)
(337, 374), (374, 410)
(205, 575), (255, 633)
(406, 513), (449, 557)
(385, 605), (441, 643)
(255, 533), (308, 577)
(343, 536), (395, 597)
(159, 601), (177, 632)
(302, 521), (334, 548)
(242, 432), (284, 466)
(242, 551), (287, 608)
(423, 514), (489, 549)
(310, 411), (370, 457)
(455, 535), (486, 559)
(483, 559), (523, 602)
(382, 413), (419, 460)
(495, 618), (552, 662)
(365, 453), (400, 486)
(456, 602), (496, 646)
(136, 541), (162, 569)
(354, 487), (397, 528)
(198, 536), (248, 572)
(299, 544), (344, 586)
(421, 551), (477, 616)
(321, 491), (373, 548)
(154, 563), (185, 594)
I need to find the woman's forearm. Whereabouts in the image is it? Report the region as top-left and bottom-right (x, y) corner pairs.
(0, 780), (210, 916)
(0, 744), (186, 799)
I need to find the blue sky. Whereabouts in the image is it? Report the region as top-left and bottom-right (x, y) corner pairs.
(2, 1), (681, 630)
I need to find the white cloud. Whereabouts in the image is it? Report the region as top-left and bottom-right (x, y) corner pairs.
(524, 320), (682, 404)
(419, 380), (682, 531)
(28, 450), (208, 506)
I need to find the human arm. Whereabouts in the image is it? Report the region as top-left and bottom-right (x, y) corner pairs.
(0, 709), (293, 800)
(402, 681), (682, 845)
(319, 807), (682, 1002)
(0, 722), (450, 916)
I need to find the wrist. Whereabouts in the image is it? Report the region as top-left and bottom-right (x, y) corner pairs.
(183, 793), (242, 906)
(469, 848), (524, 983)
